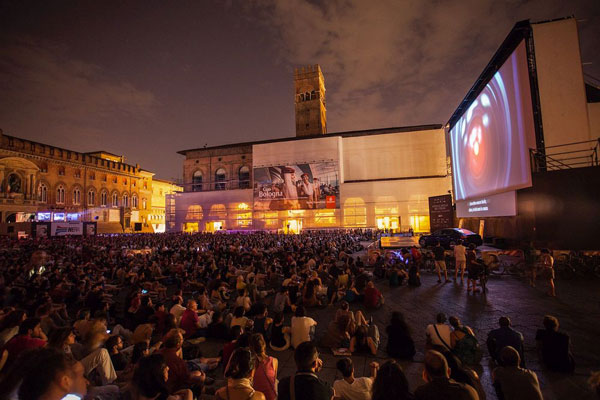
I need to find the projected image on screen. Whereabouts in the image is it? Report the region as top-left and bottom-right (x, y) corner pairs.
(450, 40), (535, 201)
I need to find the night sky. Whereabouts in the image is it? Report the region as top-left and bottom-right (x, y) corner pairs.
(1, 0), (599, 181)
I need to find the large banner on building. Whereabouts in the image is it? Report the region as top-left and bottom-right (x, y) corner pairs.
(51, 222), (83, 236)
(253, 162), (340, 210)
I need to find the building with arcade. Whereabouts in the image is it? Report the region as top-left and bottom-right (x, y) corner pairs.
(169, 65), (452, 233)
(0, 131), (181, 236)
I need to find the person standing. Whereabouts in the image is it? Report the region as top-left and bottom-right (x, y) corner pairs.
(539, 249), (555, 297)
(433, 242), (450, 283)
(278, 341), (334, 400)
(466, 244), (481, 293)
(453, 240), (467, 283)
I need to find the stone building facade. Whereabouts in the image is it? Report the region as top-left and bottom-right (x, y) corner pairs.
(0, 130), (179, 234)
(294, 65), (327, 137)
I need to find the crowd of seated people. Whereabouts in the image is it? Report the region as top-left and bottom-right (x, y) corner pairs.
(0, 230), (581, 400)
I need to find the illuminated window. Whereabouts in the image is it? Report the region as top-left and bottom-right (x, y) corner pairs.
(101, 191), (108, 206)
(314, 210), (336, 226)
(410, 215), (430, 233)
(142, 198), (147, 209)
(209, 204), (227, 218)
(185, 205), (203, 221)
(132, 194), (138, 209)
(87, 189), (95, 206)
(112, 192), (118, 207)
(343, 198), (367, 227)
(123, 194), (129, 208)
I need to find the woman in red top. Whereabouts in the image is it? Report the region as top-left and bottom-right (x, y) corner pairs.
(249, 333), (278, 400)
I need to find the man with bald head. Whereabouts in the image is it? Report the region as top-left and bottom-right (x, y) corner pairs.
(415, 350), (479, 400)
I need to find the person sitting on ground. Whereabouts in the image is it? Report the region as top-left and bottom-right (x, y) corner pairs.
(125, 353), (193, 400)
(216, 347), (266, 400)
(335, 301), (367, 336)
(235, 288), (252, 312)
(0, 309), (26, 348)
(273, 287), (294, 314)
(492, 346), (542, 400)
(249, 333), (278, 400)
(350, 320), (380, 356)
(486, 316), (525, 367)
(290, 306), (317, 349)
(207, 310), (229, 339)
(386, 311), (416, 359)
(414, 350), (479, 400)
(230, 306), (252, 330)
(4, 317), (48, 368)
(4, 347), (88, 400)
(439, 349), (486, 400)
(425, 313), (452, 351)
(321, 311), (352, 350)
(157, 331), (206, 394)
(278, 341), (334, 400)
(449, 316), (481, 366)
(169, 295), (186, 326)
(334, 357), (379, 400)
(535, 315), (575, 373)
(223, 325), (244, 369)
(252, 303), (273, 341)
(372, 360), (415, 400)
(269, 312), (291, 351)
(302, 279), (321, 307)
(105, 334), (128, 372)
(364, 281), (384, 309)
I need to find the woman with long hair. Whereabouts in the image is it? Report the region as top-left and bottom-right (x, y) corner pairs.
(372, 360), (414, 400)
(216, 348), (266, 400)
(249, 333), (278, 400)
(128, 354), (192, 400)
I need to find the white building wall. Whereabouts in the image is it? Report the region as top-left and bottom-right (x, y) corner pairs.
(532, 18), (591, 146)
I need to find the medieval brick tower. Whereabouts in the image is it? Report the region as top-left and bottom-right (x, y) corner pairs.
(294, 65), (327, 137)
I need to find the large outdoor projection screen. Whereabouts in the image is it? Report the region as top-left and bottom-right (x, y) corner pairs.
(450, 40), (536, 202)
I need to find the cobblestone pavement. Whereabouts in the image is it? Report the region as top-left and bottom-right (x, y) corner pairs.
(198, 260), (600, 399)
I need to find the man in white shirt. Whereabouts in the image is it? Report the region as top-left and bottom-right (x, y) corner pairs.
(290, 306), (317, 348)
(333, 358), (378, 400)
(425, 313), (452, 350)
(169, 295), (186, 326)
(453, 240), (467, 283)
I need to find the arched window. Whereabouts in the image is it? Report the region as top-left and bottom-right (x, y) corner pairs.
(7, 174), (22, 193)
(38, 183), (48, 203)
(101, 191), (108, 206)
(73, 188), (81, 205)
(311, 90), (316, 100)
(192, 170), (203, 192)
(239, 166), (250, 189)
(132, 194), (138, 209)
(123, 193), (129, 208)
(112, 192), (118, 207)
(87, 189), (95, 206)
(215, 168), (226, 190)
(300, 93), (305, 102)
(56, 185), (65, 204)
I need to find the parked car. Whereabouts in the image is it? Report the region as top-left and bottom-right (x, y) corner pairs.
(419, 228), (483, 249)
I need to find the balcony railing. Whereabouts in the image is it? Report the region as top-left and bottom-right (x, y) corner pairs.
(530, 139), (599, 172)
(182, 179), (251, 192)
